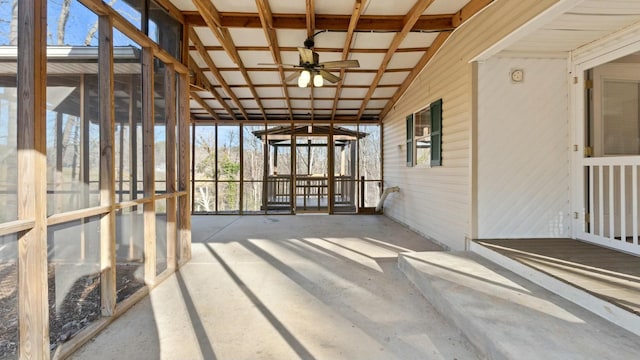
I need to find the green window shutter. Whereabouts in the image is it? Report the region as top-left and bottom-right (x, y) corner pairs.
(406, 114), (413, 167)
(430, 99), (442, 166)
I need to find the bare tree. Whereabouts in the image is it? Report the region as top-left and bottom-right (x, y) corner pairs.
(84, 0), (117, 45)
(8, 0), (17, 45)
(57, 0), (72, 45)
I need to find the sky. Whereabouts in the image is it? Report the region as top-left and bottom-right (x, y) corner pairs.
(0, 0), (142, 47)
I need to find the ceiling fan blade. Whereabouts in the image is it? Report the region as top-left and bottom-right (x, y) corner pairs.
(319, 59), (360, 69)
(319, 70), (341, 84)
(258, 62), (297, 68)
(298, 47), (315, 64)
(285, 70), (302, 83)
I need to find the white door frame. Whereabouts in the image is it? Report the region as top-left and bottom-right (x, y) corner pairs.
(570, 22), (640, 254)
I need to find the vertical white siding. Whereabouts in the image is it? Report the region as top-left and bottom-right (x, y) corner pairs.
(477, 57), (570, 238)
(383, 0), (561, 250)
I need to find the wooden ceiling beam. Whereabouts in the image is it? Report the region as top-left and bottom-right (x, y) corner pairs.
(189, 29), (247, 120)
(188, 45), (429, 53)
(188, 56), (237, 120)
(356, 0), (436, 119)
(306, 0), (315, 39)
(220, 96), (391, 101)
(330, 0), (366, 121)
(223, 84), (398, 88)
(379, 31), (450, 119)
(184, 12), (454, 32)
(198, 67), (412, 73)
(256, 0), (294, 120)
(191, 116), (381, 124)
(192, 0), (268, 120)
(190, 91), (221, 121)
(191, 0), (241, 64)
(153, 0), (185, 23)
(452, 0), (494, 27)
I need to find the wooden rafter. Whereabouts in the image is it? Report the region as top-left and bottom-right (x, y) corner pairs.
(356, 0), (436, 119)
(184, 12), (454, 32)
(227, 96), (391, 101)
(153, 0), (185, 23)
(192, 0), (268, 120)
(188, 57), (232, 120)
(191, 91), (221, 121)
(181, 0), (495, 124)
(189, 28), (247, 119)
(306, 0), (315, 39)
(452, 0), (494, 27)
(256, 0), (293, 120)
(199, 67), (412, 73)
(191, 0), (240, 64)
(223, 83), (398, 88)
(189, 45), (429, 53)
(330, 0), (366, 121)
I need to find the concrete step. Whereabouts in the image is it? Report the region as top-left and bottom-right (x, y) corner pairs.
(398, 251), (640, 360)
(470, 240), (640, 337)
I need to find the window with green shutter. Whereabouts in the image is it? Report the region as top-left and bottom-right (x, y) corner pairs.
(406, 98), (443, 168)
(406, 114), (413, 166)
(430, 99), (442, 166)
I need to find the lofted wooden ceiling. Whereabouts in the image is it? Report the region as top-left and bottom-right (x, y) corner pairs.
(163, 0), (493, 123)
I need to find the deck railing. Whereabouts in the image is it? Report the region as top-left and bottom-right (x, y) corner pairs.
(265, 175), (356, 211)
(583, 156), (640, 254)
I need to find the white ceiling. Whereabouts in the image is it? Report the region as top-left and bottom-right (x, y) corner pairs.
(169, 0), (485, 122)
(174, 0), (640, 122)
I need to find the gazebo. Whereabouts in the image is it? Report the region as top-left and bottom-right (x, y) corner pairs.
(253, 125), (367, 213)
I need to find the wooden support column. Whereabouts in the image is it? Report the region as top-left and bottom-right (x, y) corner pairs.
(239, 125), (244, 214)
(130, 74), (139, 201)
(18, 0), (50, 357)
(328, 127), (335, 214)
(165, 65), (177, 270)
(262, 124), (268, 213)
(79, 74), (88, 261)
(129, 75), (139, 260)
(340, 146), (346, 176)
(290, 125), (296, 213)
(142, 48), (156, 284)
(215, 125), (219, 213)
(55, 112), (63, 213)
(177, 73), (191, 264)
(189, 123), (196, 217)
(99, 15), (117, 316)
(350, 139), (357, 208)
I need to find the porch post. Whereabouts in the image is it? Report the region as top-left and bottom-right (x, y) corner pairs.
(18, 0), (50, 357)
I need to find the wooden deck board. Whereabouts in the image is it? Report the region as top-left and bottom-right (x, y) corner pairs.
(475, 238), (640, 315)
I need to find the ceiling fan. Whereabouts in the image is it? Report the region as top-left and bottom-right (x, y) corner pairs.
(260, 37), (360, 87)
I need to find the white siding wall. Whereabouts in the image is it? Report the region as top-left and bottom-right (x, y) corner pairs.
(382, 0), (561, 250)
(477, 57), (570, 238)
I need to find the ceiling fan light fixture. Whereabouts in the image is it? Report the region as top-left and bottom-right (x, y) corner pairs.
(313, 73), (323, 87)
(298, 70), (311, 87)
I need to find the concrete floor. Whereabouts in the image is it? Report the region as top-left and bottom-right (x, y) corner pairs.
(70, 215), (479, 360)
